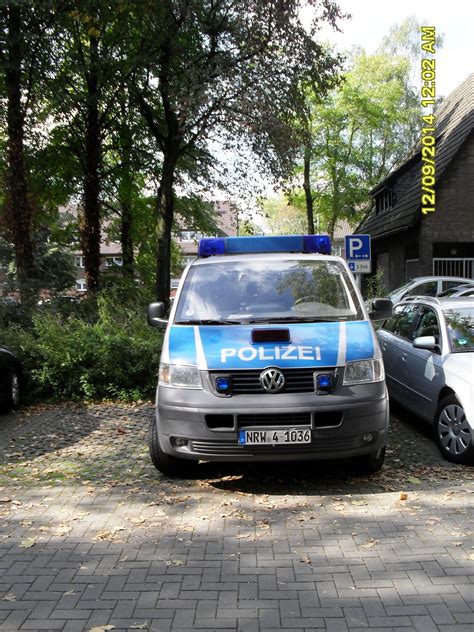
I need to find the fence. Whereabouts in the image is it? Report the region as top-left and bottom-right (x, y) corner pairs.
(433, 258), (474, 279)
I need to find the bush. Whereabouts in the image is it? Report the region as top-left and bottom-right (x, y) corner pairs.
(0, 287), (163, 402)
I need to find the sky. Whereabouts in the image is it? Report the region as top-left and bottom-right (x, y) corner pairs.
(306, 0), (473, 97)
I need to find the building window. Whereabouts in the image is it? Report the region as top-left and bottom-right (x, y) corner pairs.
(74, 255), (85, 268)
(332, 245), (342, 257)
(76, 279), (87, 292)
(180, 231), (201, 242)
(375, 190), (393, 215)
(105, 256), (123, 267)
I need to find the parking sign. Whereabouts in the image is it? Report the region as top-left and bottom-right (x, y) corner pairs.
(345, 235), (371, 274)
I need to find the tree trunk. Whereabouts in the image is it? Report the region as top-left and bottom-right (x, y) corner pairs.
(118, 115), (134, 280)
(155, 154), (176, 310)
(120, 195), (134, 279)
(4, 2), (35, 295)
(81, 35), (101, 293)
(303, 143), (315, 235)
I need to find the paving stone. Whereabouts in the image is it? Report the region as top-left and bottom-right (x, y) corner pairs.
(0, 403), (472, 632)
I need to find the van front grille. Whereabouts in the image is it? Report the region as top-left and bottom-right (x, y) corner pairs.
(237, 412), (311, 427)
(210, 368), (322, 394)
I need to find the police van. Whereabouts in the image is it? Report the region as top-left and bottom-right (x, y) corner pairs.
(147, 235), (392, 476)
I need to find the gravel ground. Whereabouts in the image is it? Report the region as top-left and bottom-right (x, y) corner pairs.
(0, 402), (473, 632)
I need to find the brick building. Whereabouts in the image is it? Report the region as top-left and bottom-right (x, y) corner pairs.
(358, 74), (474, 291)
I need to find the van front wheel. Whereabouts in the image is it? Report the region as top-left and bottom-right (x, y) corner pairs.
(148, 418), (198, 477)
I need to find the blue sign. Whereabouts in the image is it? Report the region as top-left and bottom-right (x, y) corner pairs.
(345, 235), (371, 261)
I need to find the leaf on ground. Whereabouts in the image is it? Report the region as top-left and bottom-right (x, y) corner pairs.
(2, 592), (16, 601)
(19, 537), (37, 548)
(166, 559), (184, 567)
(0, 498), (12, 503)
(130, 623), (149, 630)
(63, 590), (76, 596)
(351, 500), (367, 506)
(361, 538), (379, 549)
(89, 626), (115, 632)
(399, 492), (408, 501)
(407, 477), (422, 484)
(300, 555), (311, 564)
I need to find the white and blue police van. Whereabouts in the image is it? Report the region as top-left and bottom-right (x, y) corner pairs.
(147, 235), (393, 476)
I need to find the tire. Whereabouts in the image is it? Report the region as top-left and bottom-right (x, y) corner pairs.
(1, 369), (20, 413)
(148, 417), (199, 477)
(351, 446), (386, 475)
(434, 395), (474, 464)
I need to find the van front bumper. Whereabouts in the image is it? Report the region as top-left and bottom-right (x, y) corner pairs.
(154, 382), (389, 462)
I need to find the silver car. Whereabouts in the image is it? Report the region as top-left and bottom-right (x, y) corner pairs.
(388, 276), (472, 305)
(377, 296), (474, 464)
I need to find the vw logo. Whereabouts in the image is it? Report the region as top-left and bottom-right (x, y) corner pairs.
(260, 367), (285, 393)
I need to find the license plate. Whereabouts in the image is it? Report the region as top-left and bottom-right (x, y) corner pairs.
(238, 427), (311, 445)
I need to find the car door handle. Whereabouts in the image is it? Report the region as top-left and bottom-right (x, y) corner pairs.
(401, 353), (408, 361)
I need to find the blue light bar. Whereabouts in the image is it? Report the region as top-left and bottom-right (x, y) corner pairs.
(198, 238), (226, 257)
(198, 235), (331, 257)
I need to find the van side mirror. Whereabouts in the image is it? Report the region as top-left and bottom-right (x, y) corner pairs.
(147, 302), (168, 328)
(368, 298), (393, 321)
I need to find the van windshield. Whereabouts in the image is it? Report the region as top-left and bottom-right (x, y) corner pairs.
(174, 259), (364, 324)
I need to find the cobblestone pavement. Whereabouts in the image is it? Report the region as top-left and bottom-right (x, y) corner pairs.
(0, 402), (473, 632)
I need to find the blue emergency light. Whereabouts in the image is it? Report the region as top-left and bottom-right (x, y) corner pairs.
(198, 235), (331, 257)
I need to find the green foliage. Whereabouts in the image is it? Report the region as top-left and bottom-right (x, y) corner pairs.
(288, 18), (429, 235)
(262, 197), (307, 235)
(0, 287), (162, 402)
(363, 268), (389, 300)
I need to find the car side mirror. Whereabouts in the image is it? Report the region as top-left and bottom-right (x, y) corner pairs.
(368, 298), (393, 321)
(413, 335), (437, 350)
(147, 302), (168, 328)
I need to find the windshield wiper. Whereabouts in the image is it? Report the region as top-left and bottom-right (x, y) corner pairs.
(245, 316), (341, 323)
(174, 319), (242, 325)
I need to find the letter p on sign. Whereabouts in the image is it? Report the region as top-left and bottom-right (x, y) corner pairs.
(345, 235), (371, 261)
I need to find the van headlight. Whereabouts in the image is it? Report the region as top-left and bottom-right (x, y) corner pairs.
(159, 364), (202, 389)
(343, 358), (384, 385)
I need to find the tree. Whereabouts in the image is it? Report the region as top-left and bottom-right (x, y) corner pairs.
(288, 19), (434, 237)
(46, 1), (138, 292)
(0, 1), (57, 295)
(131, 0), (343, 307)
(262, 197), (307, 235)
(297, 54), (420, 237)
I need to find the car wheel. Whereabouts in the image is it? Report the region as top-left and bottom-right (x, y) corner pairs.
(434, 395), (474, 464)
(351, 446), (386, 475)
(148, 417), (198, 477)
(1, 369), (20, 413)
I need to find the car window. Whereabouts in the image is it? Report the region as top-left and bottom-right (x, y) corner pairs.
(402, 280), (437, 299)
(412, 307), (440, 343)
(380, 304), (405, 333)
(382, 304), (419, 339)
(442, 280), (466, 291)
(444, 306), (474, 353)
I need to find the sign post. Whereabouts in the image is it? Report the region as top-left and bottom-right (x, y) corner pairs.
(344, 235), (372, 289)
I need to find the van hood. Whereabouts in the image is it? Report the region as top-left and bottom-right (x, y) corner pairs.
(162, 321), (376, 370)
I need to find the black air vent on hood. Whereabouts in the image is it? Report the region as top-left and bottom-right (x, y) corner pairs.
(251, 328), (291, 344)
